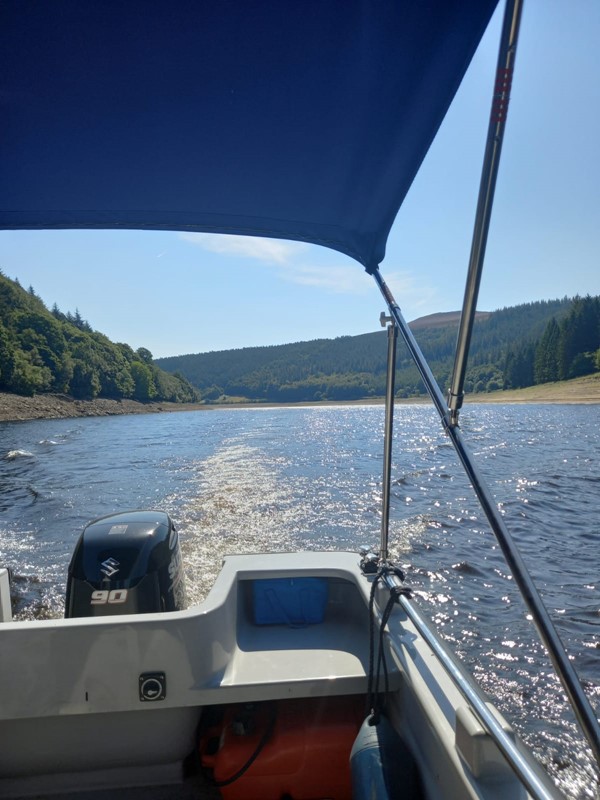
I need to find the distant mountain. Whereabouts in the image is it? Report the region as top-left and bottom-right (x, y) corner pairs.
(156, 297), (599, 403)
(0, 273), (200, 402)
(408, 310), (490, 330)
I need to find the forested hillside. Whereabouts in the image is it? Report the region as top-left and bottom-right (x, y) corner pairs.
(4, 269), (596, 406)
(156, 296), (600, 403)
(0, 273), (199, 402)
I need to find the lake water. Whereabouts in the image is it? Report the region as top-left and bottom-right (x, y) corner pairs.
(0, 403), (598, 797)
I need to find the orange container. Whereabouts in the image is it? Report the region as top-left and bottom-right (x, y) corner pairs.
(199, 696), (363, 800)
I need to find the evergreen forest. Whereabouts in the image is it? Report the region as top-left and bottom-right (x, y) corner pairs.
(0, 273), (200, 402)
(2, 269), (598, 406)
(156, 296), (600, 403)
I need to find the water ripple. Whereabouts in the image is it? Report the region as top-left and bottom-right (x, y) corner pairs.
(0, 404), (597, 797)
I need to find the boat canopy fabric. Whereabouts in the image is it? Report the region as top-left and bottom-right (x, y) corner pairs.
(0, 0), (498, 271)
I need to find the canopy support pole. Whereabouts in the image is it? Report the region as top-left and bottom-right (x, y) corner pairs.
(370, 0), (600, 765)
(447, 0), (524, 426)
(379, 312), (398, 562)
(371, 267), (600, 772)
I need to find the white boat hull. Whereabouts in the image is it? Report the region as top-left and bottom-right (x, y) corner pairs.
(0, 552), (560, 799)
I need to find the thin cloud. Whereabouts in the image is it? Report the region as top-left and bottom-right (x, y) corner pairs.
(276, 263), (371, 295)
(179, 233), (307, 265)
(180, 231), (380, 295)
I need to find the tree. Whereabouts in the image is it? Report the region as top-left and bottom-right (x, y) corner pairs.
(14, 312), (72, 391)
(201, 384), (223, 402)
(503, 345), (534, 389)
(534, 317), (560, 384)
(66, 308), (92, 332)
(131, 361), (157, 401)
(10, 350), (53, 395)
(136, 347), (154, 365)
(88, 334), (134, 398)
(67, 332), (102, 398)
(0, 321), (15, 388)
(70, 361), (101, 399)
(557, 296), (600, 379)
(0, 273), (198, 404)
(569, 352), (596, 378)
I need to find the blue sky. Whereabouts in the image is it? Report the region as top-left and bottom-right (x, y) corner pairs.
(1, 1), (599, 359)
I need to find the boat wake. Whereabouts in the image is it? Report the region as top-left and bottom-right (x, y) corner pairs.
(4, 449), (34, 460)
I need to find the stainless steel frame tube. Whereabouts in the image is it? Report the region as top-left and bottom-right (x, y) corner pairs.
(380, 320), (398, 561)
(448, 0), (524, 425)
(372, 268), (600, 771)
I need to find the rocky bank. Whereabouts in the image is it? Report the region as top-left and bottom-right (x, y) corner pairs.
(0, 392), (208, 423)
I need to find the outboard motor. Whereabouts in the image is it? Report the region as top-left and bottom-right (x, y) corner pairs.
(65, 510), (186, 618)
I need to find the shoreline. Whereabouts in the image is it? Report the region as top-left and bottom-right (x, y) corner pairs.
(0, 372), (599, 424)
(0, 393), (212, 423)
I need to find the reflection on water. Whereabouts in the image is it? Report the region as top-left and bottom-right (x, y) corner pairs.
(0, 403), (598, 797)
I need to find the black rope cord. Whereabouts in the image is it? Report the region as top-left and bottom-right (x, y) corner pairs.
(366, 563), (411, 722)
(366, 566), (385, 716)
(211, 703), (278, 788)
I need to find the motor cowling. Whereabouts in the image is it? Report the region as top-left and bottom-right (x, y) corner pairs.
(65, 510), (186, 618)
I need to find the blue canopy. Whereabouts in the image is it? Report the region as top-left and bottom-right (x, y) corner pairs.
(0, 1), (498, 271)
